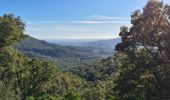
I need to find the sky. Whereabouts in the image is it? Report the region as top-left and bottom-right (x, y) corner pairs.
(1, 0), (170, 40)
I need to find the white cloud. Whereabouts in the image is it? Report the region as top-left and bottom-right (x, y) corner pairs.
(89, 15), (130, 20)
(27, 27), (91, 32)
(25, 15), (131, 39)
(73, 21), (102, 24)
(25, 21), (66, 24)
(73, 20), (130, 24)
(72, 15), (130, 24)
(26, 15), (131, 25)
(54, 27), (91, 32)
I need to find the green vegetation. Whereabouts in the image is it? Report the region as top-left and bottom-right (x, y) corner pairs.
(0, 0), (170, 100)
(114, 1), (170, 99)
(0, 13), (115, 100)
(16, 36), (111, 70)
(71, 57), (114, 82)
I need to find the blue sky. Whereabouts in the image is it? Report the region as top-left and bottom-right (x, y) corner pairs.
(1, 0), (170, 39)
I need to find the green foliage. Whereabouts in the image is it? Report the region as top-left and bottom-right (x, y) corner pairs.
(0, 47), (58, 99)
(3, 1), (170, 99)
(16, 58), (57, 99)
(71, 57), (114, 82)
(0, 13), (116, 100)
(37, 94), (57, 100)
(64, 90), (81, 100)
(16, 36), (112, 70)
(114, 1), (170, 100)
(0, 14), (25, 48)
(2, 1), (170, 100)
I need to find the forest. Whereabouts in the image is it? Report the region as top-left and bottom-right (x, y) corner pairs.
(0, 0), (170, 100)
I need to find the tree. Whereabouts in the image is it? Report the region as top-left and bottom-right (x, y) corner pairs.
(14, 58), (57, 100)
(0, 14), (26, 99)
(114, 1), (170, 100)
(0, 14), (59, 100)
(0, 14), (25, 48)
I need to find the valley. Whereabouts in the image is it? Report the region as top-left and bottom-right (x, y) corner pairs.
(16, 36), (120, 70)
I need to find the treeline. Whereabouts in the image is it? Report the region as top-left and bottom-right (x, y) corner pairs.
(0, 0), (170, 100)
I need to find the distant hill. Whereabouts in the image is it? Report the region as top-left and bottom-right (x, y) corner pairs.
(46, 39), (100, 46)
(81, 38), (120, 48)
(81, 38), (121, 52)
(46, 38), (121, 53)
(16, 36), (113, 69)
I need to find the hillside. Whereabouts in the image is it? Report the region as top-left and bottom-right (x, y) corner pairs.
(81, 38), (121, 52)
(16, 36), (112, 69)
(81, 38), (120, 47)
(46, 38), (121, 53)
